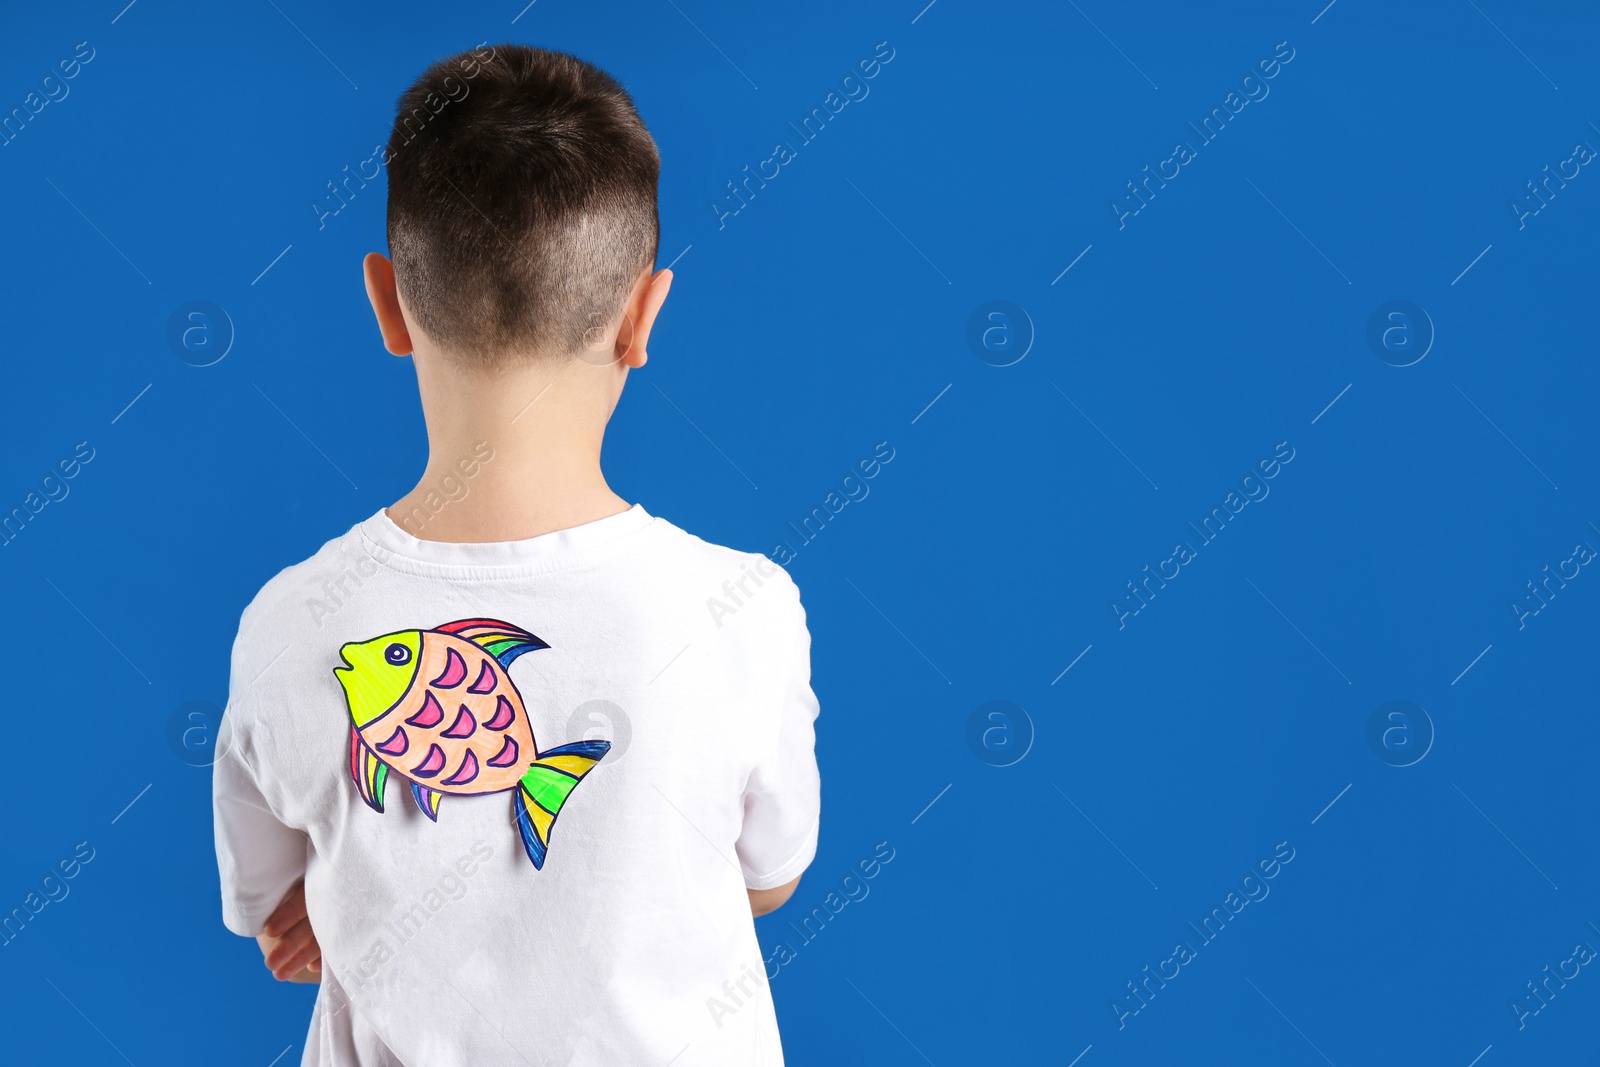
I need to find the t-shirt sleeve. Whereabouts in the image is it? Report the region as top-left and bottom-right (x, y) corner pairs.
(735, 582), (821, 890)
(212, 711), (307, 937)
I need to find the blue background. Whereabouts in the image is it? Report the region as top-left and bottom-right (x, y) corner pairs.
(2, 0), (1597, 1063)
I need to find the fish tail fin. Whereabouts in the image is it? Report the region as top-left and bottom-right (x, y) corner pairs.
(512, 739), (612, 870)
(348, 726), (390, 813)
(435, 618), (549, 670)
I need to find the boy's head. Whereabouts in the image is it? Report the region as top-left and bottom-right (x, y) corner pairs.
(367, 44), (667, 371)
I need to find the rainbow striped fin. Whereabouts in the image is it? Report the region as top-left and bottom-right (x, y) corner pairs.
(348, 727), (390, 813)
(435, 618), (550, 669)
(512, 739), (612, 870)
(411, 782), (443, 821)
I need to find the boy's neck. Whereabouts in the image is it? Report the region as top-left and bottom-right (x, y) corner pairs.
(388, 354), (631, 544)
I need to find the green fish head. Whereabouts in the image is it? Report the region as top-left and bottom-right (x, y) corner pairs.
(335, 630), (424, 728)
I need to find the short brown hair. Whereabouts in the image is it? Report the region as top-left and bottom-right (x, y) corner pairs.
(385, 44), (660, 363)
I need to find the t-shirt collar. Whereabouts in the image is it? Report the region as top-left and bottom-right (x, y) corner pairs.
(357, 503), (654, 579)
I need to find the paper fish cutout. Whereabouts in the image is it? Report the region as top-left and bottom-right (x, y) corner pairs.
(334, 618), (610, 870)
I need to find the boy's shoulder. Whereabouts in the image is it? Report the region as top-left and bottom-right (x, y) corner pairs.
(659, 508), (805, 576)
(627, 515), (808, 636)
(228, 518), (371, 664)
(650, 515), (797, 584)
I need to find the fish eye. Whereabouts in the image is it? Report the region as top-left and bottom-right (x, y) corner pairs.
(384, 643), (412, 666)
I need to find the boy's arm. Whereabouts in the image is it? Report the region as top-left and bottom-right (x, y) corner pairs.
(735, 580), (821, 914)
(748, 877), (801, 917)
(213, 715), (311, 953)
(256, 881), (322, 983)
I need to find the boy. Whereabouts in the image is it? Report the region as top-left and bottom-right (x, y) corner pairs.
(213, 44), (820, 1066)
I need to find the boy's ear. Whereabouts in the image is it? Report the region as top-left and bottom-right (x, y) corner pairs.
(363, 252), (413, 356)
(614, 267), (673, 369)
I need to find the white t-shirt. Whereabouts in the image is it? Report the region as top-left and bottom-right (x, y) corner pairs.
(213, 505), (820, 1066)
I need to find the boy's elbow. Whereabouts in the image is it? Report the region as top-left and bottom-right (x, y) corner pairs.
(748, 875), (802, 917)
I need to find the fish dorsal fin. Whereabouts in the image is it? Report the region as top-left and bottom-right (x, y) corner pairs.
(434, 618), (549, 670)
